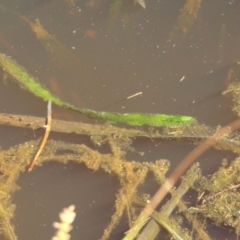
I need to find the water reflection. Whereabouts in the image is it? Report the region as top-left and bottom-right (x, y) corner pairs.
(0, 0), (240, 239)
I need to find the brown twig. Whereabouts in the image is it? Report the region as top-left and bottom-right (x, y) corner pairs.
(28, 101), (52, 172)
(202, 183), (240, 203)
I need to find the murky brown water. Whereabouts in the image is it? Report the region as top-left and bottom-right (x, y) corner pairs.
(0, 0), (240, 239)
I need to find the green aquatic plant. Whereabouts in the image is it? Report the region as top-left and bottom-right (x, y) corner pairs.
(0, 54), (196, 127)
(0, 1), (239, 240)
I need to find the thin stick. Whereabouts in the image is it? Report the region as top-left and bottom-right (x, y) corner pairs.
(179, 76), (185, 82)
(127, 92), (143, 99)
(104, 92), (142, 109)
(28, 101), (52, 172)
(203, 183), (240, 202)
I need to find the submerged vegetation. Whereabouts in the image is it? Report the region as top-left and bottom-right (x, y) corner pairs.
(0, 78), (240, 240)
(167, 0), (202, 46)
(0, 0), (240, 240)
(0, 53), (196, 127)
(193, 157), (240, 233)
(1, 112), (240, 240)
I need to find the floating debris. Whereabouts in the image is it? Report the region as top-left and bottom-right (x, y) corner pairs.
(136, 0), (146, 9)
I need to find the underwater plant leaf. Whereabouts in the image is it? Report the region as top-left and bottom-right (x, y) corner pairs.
(0, 54), (196, 127)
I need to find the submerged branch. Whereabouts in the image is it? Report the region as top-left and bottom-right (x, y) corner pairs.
(1, 112), (240, 154)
